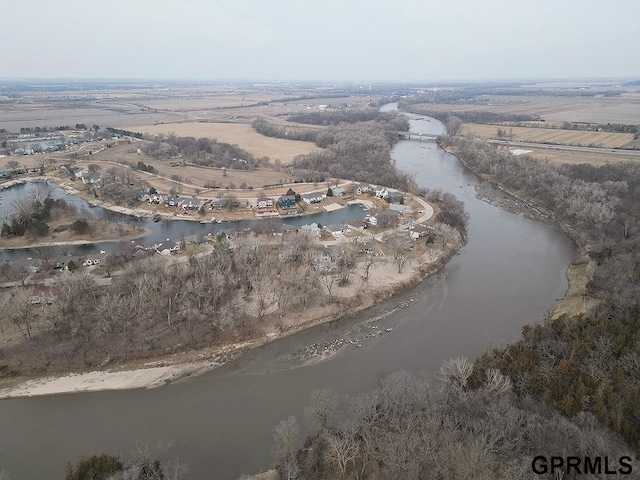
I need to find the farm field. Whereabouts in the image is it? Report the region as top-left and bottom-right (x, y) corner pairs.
(125, 122), (321, 164)
(508, 147), (640, 166)
(137, 93), (286, 111)
(464, 123), (635, 148)
(0, 104), (183, 132)
(408, 94), (640, 124)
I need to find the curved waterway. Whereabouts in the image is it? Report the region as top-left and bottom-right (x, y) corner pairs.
(0, 111), (576, 479)
(0, 183), (366, 261)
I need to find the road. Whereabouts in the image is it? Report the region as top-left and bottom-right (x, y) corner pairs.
(486, 138), (640, 157)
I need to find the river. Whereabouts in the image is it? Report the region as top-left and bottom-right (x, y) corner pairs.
(0, 110), (576, 479)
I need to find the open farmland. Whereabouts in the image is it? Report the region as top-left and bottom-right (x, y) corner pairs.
(464, 123), (635, 148)
(125, 122), (321, 164)
(507, 147), (640, 166)
(137, 93), (286, 111)
(0, 103), (183, 132)
(408, 94), (640, 124)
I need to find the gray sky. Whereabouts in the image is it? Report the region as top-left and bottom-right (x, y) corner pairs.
(3, 0), (639, 81)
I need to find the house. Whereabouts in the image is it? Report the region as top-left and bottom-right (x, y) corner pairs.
(153, 240), (181, 256)
(348, 220), (368, 231)
(301, 222), (321, 236)
(210, 198), (229, 210)
(325, 224), (347, 234)
(410, 224), (432, 239)
(256, 197), (275, 209)
(311, 246), (342, 273)
(367, 216), (378, 226)
(359, 239), (378, 255)
(356, 183), (370, 194)
(389, 203), (412, 214)
(332, 187), (346, 197)
(386, 192), (404, 204)
(375, 186), (388, 198)
(302, 192), (324, 204)
(277, 195), (297, 209)
(138, 193), (150, 202)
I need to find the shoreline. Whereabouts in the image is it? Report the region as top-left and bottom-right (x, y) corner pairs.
(440, 142), (592, 319)
(0, 230), (150, 251)
(0, 240), (459, 400)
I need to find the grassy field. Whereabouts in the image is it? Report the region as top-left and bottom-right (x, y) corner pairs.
(464, 123), (635, 148)
(77, 142), (296, 191)
(125, 122), (321, 164)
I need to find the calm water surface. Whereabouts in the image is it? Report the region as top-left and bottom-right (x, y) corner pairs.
(0, 112), (576, 479)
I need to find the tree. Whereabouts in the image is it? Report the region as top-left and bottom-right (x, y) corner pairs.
(36, 156), (47, 173)
(7, 289), (35, 340)
(387, 233), (413, 273)
(65, 454), (123, 480)
(27, 218), (49, 238)
(319, 272), (337, 300)
(273, 416), (300, 480)
(6, 160), (20, 171)
(70, 219), (90, 234)
(304, 388), (340, 431)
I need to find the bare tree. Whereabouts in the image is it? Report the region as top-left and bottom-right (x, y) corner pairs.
(304, 388), (340, 431)
(7, 289), (35, 339)
(387, 233), (413, 273)
(319, 272), (337, 300)
(273, 416), (300, 480)
(323, 424), (359, 479)
(6, 160), (20, 171)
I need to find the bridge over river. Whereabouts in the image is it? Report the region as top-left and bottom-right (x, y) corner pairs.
(391, 130), (439, 140)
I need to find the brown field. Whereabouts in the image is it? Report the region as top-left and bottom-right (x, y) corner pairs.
(412, 95), (640, 125)
(138, 93), (286, 111)
(508, 147), (640, 166)
(125, 122), (321, 164)
(464, 123), (635, 148)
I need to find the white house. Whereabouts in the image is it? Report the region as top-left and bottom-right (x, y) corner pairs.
(375, 186), (388, 198)
(301, 222), (321, 236)
(257, 197), (275, 209)
(302, 192), (324, 204)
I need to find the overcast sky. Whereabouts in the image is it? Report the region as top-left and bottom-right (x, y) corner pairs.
(3, 0), (639, 82)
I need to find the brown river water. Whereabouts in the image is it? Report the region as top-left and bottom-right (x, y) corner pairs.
(0, 111), (576, 479)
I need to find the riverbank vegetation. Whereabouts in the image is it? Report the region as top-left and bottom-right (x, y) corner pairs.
(254, 110), (411, 189)
(439, 134), (640, 450)
(269, 132), (640, 480)
(271, 370), (630, 480)
(0, 198), (464, 376)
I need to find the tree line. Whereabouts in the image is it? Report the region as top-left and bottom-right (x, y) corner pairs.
(272, 369), (630, 480)
(440, 134), (640, 450)
(141, 133), (261, 170)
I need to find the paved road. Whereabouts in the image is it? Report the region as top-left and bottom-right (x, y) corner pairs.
(486, 139), (640, 157)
